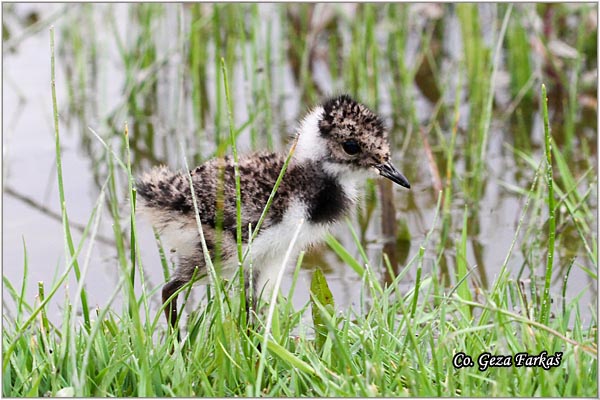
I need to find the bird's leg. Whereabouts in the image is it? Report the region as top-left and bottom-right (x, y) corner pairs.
(162, 278), (186, 341)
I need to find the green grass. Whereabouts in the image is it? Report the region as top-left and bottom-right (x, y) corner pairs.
(3, 3), (598, 397)
(3, 175), (597, 395)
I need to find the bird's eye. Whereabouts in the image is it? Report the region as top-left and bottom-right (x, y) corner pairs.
(342, 140), (361, 155)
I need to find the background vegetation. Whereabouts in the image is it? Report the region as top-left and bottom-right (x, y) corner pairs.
(3, 3), (597, 396)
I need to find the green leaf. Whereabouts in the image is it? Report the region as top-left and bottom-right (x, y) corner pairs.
(253, 333), (315, 376)
(310, 268), (335, 350)
(325, 234), (365, 277)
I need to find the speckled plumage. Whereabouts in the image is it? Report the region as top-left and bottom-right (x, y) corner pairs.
(136, 94), (410, 330)
(319, 95), (390, 168)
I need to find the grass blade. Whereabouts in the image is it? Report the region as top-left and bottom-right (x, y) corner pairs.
(50, 26), (91, 332)
(539, 83), (555, 326)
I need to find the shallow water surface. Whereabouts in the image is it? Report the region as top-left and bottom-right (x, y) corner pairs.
(3, 3), (597, 326)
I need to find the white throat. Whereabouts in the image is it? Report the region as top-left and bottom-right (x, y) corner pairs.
(293, 106), (327, 163)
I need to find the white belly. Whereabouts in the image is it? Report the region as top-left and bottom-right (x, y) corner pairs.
(243, 200), (331, 292)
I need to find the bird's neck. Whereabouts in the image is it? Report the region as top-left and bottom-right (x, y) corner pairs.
(292, 156), (361, 206)
(292, 106), (327, 164)
(289, 106), (363, 202)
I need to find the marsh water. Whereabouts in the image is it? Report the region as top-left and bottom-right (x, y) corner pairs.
(3, 3), (597, 325)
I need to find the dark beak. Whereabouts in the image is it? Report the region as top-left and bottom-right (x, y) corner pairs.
(376, 161), (410, 189)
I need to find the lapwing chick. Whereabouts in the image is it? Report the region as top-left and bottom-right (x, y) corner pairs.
(136, 94), (410, 331)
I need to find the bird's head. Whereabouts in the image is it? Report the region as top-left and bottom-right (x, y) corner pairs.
(294, 94), (410, 189)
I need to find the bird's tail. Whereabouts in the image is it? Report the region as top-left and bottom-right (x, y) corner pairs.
(136, 166), (207, 263)
(135, 166), (194, 229)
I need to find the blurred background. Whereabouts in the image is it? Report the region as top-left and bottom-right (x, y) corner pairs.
(3, 3), (597, 325)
